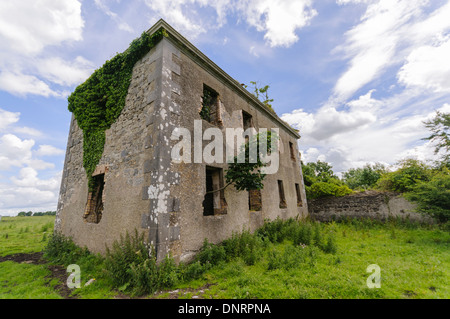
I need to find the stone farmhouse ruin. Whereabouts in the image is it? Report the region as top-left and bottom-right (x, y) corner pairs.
(55, 19), (308, 263)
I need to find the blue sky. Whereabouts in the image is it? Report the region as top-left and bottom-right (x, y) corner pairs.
(1, 0), (450, 215)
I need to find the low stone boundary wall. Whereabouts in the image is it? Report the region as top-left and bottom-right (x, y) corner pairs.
(308, 191), (434, 223)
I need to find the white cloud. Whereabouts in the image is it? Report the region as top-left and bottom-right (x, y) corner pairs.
(36, 56), (94, 87)
(0, 109), (20, 132)
(143, 0), (317, 47)
(10, 167), (60, 191)
(144, 0), (207, 39)
(332, 0), (428, 100)
(0, 0), (89, 97)
(285, 88), (449, 173)
(236, 0), (317, 47)
(0, 169), (61, 214)
(0, 109), (63, 215)
(0, 0), (84, 55)
(35, 145), (65, 157)
(332, 0), (450, 101)
(0, 71), (59, 97)
(282, 91), (378, 142)
(398, 36), (450, 92)
(0, 134), (35, 170)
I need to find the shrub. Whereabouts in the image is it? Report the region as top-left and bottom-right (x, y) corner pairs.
(405, 168), (450, 223)
(342, 163), (387, 190)
(377, 159), (431, 193)
(44, 231), (90, 265)
(104, 229), (181, 295)
(104, 229), (150, 289)
(222, 230), (264, 265)
(197, 238), (226, 267)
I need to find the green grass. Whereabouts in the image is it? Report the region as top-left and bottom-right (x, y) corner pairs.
(160, 220), (450, 299)
(0, 215), (449, 299)
(0, 216), (54, 256)
(0, 261), (62, 299)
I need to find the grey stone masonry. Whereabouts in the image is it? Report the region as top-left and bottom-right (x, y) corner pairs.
(140, 38), (182, 261)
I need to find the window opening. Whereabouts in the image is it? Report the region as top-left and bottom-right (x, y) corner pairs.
(203, 166), (227, 216)
(278, 180), (287, 209)
(248, 189), (262, 211)
(289, 141), (296, 161)
(200, 85), (219, 123)
(84, 173), (105, 223)
(295, 183), (303, 207)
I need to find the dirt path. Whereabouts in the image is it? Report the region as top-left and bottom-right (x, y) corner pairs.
(0, 252), (76, 299)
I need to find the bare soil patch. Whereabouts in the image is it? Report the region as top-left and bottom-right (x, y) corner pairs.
(0, 251), (76, 299)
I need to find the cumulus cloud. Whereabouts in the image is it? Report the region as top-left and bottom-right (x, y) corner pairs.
(36, 56), (94, 87)
(0, 71), (59, 97)
(143, 0), (317, 47)
(282, 90), (378, 142)
(398, 36), (450, 93)
(0, 0), (91, 97)
(236, 0), (317, 47)
(0, 108), (63, 215)
(0, 0), (84, 55)
(283, 89), (449, 173)
(0, 109), (20, 131)
(35, 145), (65, 157)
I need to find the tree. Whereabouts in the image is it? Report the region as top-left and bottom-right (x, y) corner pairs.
(405, 167), (450, 223)
(376, 159), (431, 193)
(342, 163), (387, 190)
(208, 130), (277, 194)
(243, 81), (275, 112)
(302, 160), (352, 199)
(423, 111), (450, 162)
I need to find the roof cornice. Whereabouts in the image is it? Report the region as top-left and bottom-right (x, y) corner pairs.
(147, 19), (300, 139)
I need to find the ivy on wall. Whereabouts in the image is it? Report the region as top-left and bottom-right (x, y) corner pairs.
(68, 28), (167, 190)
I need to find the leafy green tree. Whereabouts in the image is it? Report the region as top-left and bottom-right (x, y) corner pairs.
(405, 167), (450, 222)
(377, 159), (431, 193)
(423, 111), (450, 162)
(302, 160), (338, 183)
(342, 163), (387, 190)
(302, 160), (352, 199)
(208, 130), (277, 194)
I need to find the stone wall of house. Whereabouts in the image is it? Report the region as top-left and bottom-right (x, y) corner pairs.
(55, 41), (163, 254)
(170, 37), (309, 263)
(308, 191), (433, 223)
(56, 34), (310, 263)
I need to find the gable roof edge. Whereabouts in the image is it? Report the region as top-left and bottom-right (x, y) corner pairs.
(147, 19), (301, 139)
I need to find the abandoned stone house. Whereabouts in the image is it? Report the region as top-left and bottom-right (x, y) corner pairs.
(55, 19), (308, 263)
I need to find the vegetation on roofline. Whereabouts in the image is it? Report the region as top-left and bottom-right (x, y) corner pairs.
(67, 28), (168, 190)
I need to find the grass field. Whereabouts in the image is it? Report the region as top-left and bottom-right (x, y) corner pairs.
(0, 215), (449, 299)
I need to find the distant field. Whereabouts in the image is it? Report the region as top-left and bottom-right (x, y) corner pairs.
(0, 216), (54, 256)
(0, 215), (449, 299)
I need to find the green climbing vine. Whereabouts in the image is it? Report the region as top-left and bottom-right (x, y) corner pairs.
(68, 28), (167, 190)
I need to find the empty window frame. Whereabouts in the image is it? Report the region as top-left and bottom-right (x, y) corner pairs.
(242, 111), (254, 131)
(248, 189), (262, 211)
(84, 173), (105, 224)
(277, 180), (287, 209)
(289, 141), (296, 161)
(203, 166), (227, 216)
(295, 183), (303, 207)
(200, 85), (219, 124)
